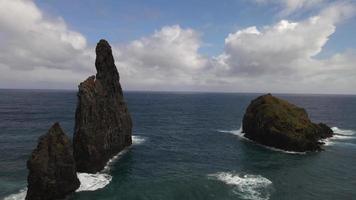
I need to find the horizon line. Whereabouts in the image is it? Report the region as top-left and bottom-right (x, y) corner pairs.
(0, 88), (355, 96)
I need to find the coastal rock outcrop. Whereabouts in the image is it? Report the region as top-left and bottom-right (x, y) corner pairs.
(73, 39), (132, 173)
(242, 94), (333, 152)
(26, 123), (80, 200)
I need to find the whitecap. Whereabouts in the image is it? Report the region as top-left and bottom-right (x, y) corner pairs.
(331, 134), (355, 140)
(322, 127), (356, 146)
(218, 127), (244, 137)
(321, 139), (334, 146)
(209, 172), (273, 200)
(218, 128), (305, 154)
(132, 135), (146, 145)
(331, 127), (355, 136)
(3, 188), (27, 200)
(76, 173), (112, 192)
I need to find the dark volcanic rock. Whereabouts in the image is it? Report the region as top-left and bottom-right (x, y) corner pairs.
(26, 123), (80, 200)
(73, 39), (132, 173)
(242, 94), (333, 152)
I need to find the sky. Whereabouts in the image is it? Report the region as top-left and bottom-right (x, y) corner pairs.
(0, 0), (355, 94)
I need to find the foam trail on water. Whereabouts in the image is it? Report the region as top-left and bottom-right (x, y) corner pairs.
(101, 148), (129, 172)
(322, 127), (356, 146)
(218, 127), (305, 154)
(102, 135), (146, 172)
(208, 172), (273, 200)
(218, 127), (243, 137)
(331, 127), (355, 136)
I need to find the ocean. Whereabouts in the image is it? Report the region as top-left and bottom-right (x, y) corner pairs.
(1, 89), (355, 200)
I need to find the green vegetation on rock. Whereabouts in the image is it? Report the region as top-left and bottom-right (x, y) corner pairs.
(242, 94), (333, 152)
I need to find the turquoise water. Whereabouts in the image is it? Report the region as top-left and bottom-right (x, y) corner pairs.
(1, 90), (356, 200)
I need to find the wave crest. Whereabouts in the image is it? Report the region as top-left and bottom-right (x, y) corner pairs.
(209, 172), (273, 200)
(331, 127), (355, 136)
(323, 127), (356, 147)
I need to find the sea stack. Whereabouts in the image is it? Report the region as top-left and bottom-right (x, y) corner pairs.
(26, 123), (80, 200)
(73, 39), (132, 173)
(242, 94), (333, 152)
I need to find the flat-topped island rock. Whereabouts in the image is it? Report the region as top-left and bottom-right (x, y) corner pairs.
(73, 39), (132, 173)
(242, 94), (333, 152)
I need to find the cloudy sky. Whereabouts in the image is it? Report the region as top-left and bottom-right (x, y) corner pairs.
(0, 0), (355, 94)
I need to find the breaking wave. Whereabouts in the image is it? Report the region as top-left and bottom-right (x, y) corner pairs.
(132, 135), (147, 145)
(209, 172), (273, 200)
(322, 127), (356, 147)
(331, 127), (355, 136)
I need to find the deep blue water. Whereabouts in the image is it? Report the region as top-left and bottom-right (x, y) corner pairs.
(1, 89), (356, 200)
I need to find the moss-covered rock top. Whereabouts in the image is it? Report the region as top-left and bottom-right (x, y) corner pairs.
(242, 94), (333, 152)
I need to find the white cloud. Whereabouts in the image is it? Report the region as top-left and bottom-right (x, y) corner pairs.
(218, 16), (335, 76)
(0, 0), (95, 88)
(283, 0), (325, 15)
(210, 2), (356, 94)
(255, 0), (326, 16)
(114, 25), (209, 90)
(0, 0), (355, 94)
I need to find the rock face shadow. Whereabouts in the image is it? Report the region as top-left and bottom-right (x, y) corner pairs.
(73, 39), (133, 173)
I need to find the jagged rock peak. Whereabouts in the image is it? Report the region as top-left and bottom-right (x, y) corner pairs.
(26, 123), (80, 200)
(95, 39), (122, 95)
(73, 39), (132, 173)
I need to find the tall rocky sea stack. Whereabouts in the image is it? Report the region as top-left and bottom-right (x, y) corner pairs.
(73, 39), (132, 173)
(242, 94), (333, 152)
(26, 123), (80, 200)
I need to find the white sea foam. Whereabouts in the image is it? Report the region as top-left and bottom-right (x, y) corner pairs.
(218, 128), (305, 154)
(218, 127), (244, 137)
(209, 172), (273, 200)
(331, 127), (355, 136)
(102, 148), (129, 172)
(76, 173), (112, 192)
(322, 127), (355, 146)
(3, 188), (27, 200)
(132, 135), (146, 145)
(100, 135), (146, 172)
(78, 135), (147, 189)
